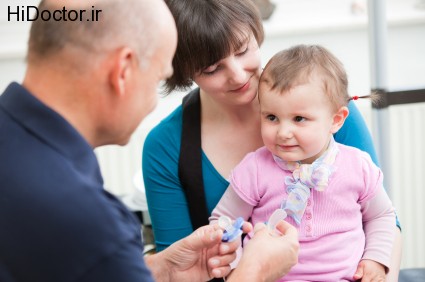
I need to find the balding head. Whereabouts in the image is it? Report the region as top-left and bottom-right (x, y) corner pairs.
(27, 0), (168, 68)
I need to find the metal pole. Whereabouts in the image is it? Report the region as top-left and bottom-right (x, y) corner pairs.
(367, 0), (392, 196)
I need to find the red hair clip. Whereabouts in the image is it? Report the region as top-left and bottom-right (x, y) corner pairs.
(348, 94), (376, 103)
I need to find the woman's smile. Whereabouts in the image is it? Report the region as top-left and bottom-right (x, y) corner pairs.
(232, 80), (250, 93)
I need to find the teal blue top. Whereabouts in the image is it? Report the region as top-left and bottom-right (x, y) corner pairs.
(143, 99), (396, 251)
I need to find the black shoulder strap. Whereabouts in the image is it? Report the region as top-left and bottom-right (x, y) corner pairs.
(178, 88), (210, 230)
(179, 89), (225, 282)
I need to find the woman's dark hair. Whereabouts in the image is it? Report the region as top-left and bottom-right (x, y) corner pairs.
(164, 0), (264, 93)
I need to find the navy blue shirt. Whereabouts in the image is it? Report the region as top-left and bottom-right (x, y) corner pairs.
(0, 83), (154, 282)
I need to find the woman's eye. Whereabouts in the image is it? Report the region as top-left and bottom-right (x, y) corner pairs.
(203, 69), (217, 76)
(202, 64), (220, 76)
(237, 46), (248, 56)
(294, 116), (306, 122)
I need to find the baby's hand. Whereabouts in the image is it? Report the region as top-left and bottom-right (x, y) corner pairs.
(353, 259), (386, 281)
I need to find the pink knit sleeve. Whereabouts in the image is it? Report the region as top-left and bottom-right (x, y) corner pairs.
(361, 179), (396, 271)
(209, 187), (254, 270)
(209, 186), (254, 224)
(358, 152), (384, 203)
(209, 150), (261, 230)
(229, 151), (262, 206)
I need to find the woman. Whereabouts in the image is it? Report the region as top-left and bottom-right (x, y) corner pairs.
(142, 0), (401, 279)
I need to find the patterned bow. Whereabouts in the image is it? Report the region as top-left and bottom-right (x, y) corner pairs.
(273, 137), (339, 225)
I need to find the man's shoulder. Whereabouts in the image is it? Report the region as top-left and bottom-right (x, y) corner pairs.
(0, 152), (143, 281)
(0, 105), (141, 278)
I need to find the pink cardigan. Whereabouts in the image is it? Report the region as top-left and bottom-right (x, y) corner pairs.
(212, 144), (395, 281)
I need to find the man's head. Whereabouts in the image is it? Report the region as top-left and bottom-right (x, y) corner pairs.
(24, 0), (177, 147)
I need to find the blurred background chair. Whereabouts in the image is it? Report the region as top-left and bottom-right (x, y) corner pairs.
(398, 268), (425, 282)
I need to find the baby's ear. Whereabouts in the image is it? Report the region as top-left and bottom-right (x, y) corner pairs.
(331, 106), (349, 133)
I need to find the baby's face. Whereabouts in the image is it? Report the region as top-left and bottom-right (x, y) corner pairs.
(259, 75), (336, 164)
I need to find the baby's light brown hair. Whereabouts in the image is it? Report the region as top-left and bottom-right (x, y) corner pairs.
(259, 44), (379, 111)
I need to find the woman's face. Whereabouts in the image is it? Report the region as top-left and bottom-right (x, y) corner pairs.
(193, 32), (261, 106)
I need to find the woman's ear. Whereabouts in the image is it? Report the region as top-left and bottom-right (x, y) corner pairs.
(331, 106), (349, 133)
(109, 47), (136, 97)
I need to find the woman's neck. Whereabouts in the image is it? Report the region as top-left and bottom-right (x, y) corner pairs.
(199, 89), (260, 125)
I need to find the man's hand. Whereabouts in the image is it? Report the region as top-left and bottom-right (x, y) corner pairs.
(149, 223), (251, 281)
(228, 220), (299, 282)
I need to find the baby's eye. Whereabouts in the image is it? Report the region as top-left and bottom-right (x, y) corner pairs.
(294, 116), (306, 122)
(266, 114), (278, 122)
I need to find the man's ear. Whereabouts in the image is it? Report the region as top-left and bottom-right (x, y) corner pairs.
(331, 106), (349, 133)
(109, 47), (136, 97)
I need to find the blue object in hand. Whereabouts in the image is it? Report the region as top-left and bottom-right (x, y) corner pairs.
(220, 216), (244, 242)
